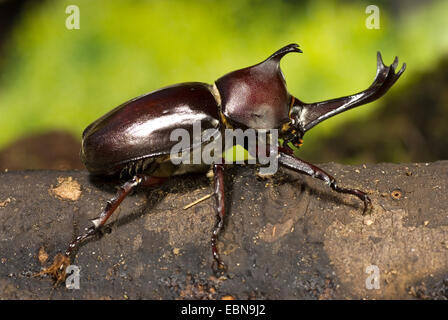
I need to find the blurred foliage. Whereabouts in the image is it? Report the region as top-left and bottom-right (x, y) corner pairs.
(0, 0), (447, 163)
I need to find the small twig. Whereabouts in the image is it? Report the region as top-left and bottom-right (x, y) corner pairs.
(183, 194), (213, 210)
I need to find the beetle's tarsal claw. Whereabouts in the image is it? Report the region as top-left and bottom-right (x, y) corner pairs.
(34, 253), (70, 286)
(212, 260), (228, 276)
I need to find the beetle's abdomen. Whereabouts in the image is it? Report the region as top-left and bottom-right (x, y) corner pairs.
(81, 82), (221, 175)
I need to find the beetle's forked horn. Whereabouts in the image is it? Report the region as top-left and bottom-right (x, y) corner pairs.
(290, 52), (406, 133)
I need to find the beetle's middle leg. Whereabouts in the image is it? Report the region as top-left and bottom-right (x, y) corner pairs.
(211, 163), (227, 272)
(278, 149), (371, 215)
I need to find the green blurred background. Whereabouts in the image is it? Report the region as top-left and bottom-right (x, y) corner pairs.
(0, 0), (447, 170)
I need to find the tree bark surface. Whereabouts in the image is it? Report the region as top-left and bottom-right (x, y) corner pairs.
(0, 162), (447, 299)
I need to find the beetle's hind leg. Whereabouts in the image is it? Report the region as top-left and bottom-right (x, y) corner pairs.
(35, 174), (166, 285)
(67, 174), (166, 256)
(278, 150), (371, 215)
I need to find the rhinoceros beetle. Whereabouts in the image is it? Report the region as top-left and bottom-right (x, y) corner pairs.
(38, 44), (405, 283)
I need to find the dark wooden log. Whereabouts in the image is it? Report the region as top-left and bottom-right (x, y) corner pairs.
(0, 162), (447, 299)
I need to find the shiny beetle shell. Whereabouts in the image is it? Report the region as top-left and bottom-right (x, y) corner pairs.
(81, 82), (221, 175)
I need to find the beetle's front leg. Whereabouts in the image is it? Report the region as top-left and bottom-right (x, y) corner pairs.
(211, 163), (227, 273)
(278, 149), (371, 215)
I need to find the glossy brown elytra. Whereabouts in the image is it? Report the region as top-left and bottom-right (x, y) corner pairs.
(37, 44), (405, 283)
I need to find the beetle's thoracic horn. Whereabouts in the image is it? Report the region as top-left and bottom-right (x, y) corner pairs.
(266, 43), (303, 62)
(290, 52), (406, 133)
(215, 44), (304, 129)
